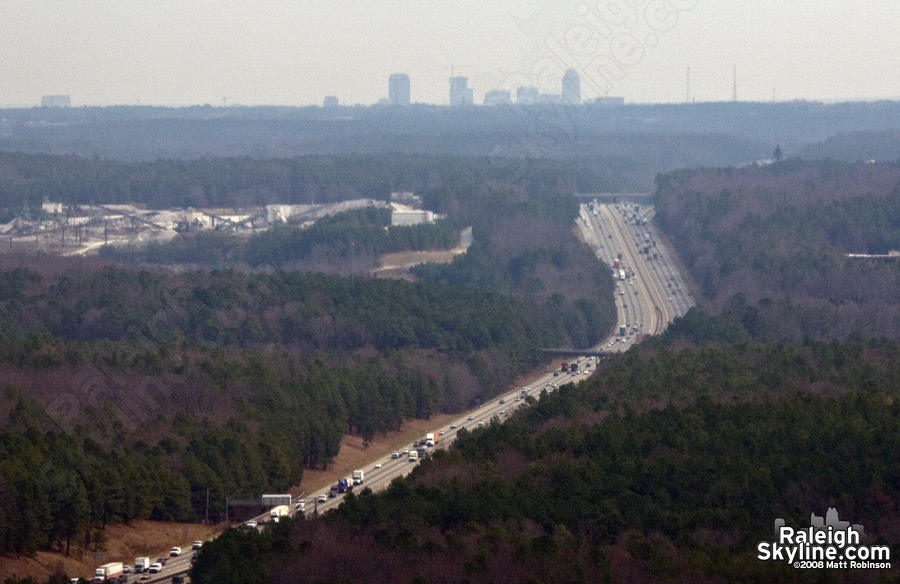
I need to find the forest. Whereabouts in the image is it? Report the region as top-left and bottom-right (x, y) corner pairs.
(188, 337), (900, 584)
(0, 150), (617, 559)
(0, 264), (554, 556)
(653, 159), (900, 341)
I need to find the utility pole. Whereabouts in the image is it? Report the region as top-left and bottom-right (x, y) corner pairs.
(733, 64), (737, 102)
(686, 67), (691, 103)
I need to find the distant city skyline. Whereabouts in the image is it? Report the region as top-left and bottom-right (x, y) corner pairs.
(3, 2), (900, 108)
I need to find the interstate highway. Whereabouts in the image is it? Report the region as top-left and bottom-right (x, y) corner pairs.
(132, 201), (695, 582)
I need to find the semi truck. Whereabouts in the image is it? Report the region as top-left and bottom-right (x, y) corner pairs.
(425, 432), (437, 447)
(93, 562), (123, 583)
(270, 504), (290, 519)
(561, 363), (568, 372)
(352, 469), (365, 485)
(337, 477), (352, 493)
(134, 557), (150, 573)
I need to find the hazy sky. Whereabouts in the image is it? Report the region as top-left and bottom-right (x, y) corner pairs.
(3, 1), (900, 107)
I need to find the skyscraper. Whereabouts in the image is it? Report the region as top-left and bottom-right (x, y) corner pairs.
(562, 69), (581, 105)
(389, 73), (410, 106)
(449, 77), (473, 106)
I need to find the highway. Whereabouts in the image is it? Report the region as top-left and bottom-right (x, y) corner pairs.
(99, 202), (694, 584)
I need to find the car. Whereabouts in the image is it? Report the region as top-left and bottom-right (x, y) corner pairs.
(328, 489), (336, 498)
(317, 494), (327, 503)
(244, 520), (257, 528)
(477, 421), (486, 427)
(439, 430), (445, 436)
(499, 399), (505, 404)
(374, 463), (383, 469)
(400, 448), (409, 455)
(499, 410), (506, 415)
(296, 500), (306, 511)
(122, 566), (131, 574)
(157, 556), (169, 565)
(169, 547), (181, 556)
(467, 416), (474, 421)
(391, 451), (399, 459)
(553, 371), (559, 376)
(192, 540), (203, 550)
(172, 577), (185, 584)
(148, 563), (162, 574)
(139, 574), (151, 581)
(449, 424), (456, 429)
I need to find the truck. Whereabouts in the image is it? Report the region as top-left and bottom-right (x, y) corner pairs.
(570, 362), (578, 372)
(620, 325), (627, 336)
(618, 269), (626, 280)
(561, 363), (569, 372)
(134, 558), (150, 573)
(613, 258), (621, 270)
(425, 432), (437, 447)
(408, 449), (418, 462)
(352, 469), (365, 485)
(416, 447), (428, 460)
(270, 504), (290, 519)
(93, 562), (123, 583)
(336, 477), (352, 493)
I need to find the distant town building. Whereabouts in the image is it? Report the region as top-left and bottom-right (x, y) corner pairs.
(516, 86), (539, 104)
(323, 96), (339, 108)
(449, 76), (473, 106)
(41, 201), (63, 215)
(389, 73), (411, 106)
(41, 95), (71, 108)
(484, 89), (512, 105)
(391, 209), (436, 226)
(562, 69), (581, 105)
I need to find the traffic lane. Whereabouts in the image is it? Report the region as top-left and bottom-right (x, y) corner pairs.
(299, 367), (590, 507)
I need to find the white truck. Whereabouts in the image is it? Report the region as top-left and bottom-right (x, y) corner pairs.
(270, 504), (290, 519)
(408, 449), (418, 462)
(352, 469), (365, 485)
(93, 562), (123, 583)
(134, 557), (150, 573)
(425, 432), (437, 447)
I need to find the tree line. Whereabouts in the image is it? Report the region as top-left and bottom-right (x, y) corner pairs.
(191, 337), (900, 583)
(654, 159), (900, 341)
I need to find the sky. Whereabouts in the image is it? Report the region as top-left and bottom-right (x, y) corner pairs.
(2, 1), (900, 108)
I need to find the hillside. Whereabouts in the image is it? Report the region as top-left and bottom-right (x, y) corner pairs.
(654, 159), (900, 341)
(190, 338), (900, 584)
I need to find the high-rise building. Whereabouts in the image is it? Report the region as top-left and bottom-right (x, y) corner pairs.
(323, 96), (339, 108)
(562, 69), (581, 105)
(449, 77), (473, 106)
(516, 86), (539, 104)
(484, 89), (512, 105)
(389, 73), (410, 106)
(41, 95), (71, 108)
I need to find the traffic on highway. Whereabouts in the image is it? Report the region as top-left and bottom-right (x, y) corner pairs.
(85, 201), (695, 584)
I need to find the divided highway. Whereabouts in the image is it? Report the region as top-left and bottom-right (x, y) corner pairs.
(104, 202), (695, 584)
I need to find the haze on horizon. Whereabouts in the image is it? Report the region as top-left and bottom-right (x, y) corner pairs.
(2, 0), (899, 108)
